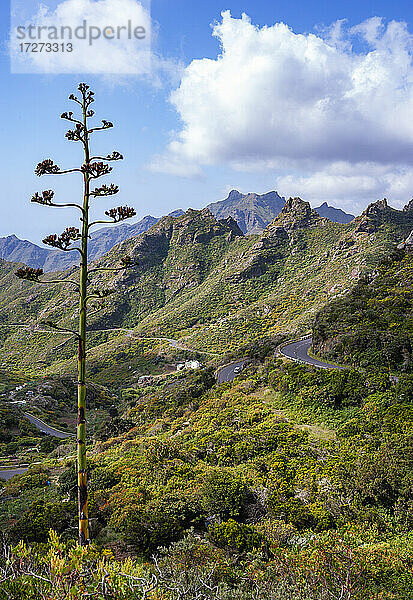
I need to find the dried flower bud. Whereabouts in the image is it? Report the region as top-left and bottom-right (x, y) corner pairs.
(35, 159), (60, 176)
(107, 151), (123, 161)
(66, 123), (84, 142)
(92, 184), (119, 197)
(87, 109), (95, 117)
(101, 120), (113, 129)
(15, 267), (44, 281)
(43, 227), (81, 250)
(81, 162), (112, 178)
(31, 190), (55, 205)
(105, 206), (136, 222)
(78, 83), (90, 93)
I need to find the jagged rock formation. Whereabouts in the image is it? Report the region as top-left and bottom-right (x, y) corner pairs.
(271, 197), (326, 232)
(354, 198), (401, 234)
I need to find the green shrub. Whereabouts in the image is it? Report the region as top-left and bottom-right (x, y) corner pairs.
(200, 469), (247, 519)
(209, 519), (264, 552)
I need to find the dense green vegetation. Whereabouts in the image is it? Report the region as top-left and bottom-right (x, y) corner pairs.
(2, 347), (413, 597)
(313, 249), (413, 372)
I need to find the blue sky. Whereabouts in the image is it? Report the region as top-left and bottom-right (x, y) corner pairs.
(1, 0), (413, 243)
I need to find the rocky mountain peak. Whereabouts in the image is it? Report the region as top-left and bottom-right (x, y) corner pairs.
(207, 190), (285, 234)
(226, 190), (244, 202)
(354, 198), (391, 234)
(365, 198), (389, 216)
(403, 199), (413, 212)
(273, 197), (322, 232)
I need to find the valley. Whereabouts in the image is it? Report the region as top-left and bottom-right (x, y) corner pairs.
(1, 191), (413, 599)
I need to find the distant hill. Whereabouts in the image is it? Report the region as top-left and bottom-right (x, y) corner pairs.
(0, 213), (180, 271)
(314, 202), (354, 224)
(207, 190), (285, 234)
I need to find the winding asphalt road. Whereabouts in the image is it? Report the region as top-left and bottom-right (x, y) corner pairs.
(216, 360), (248, 383)
(280, 337), (347, 370)
(23, 413), (74, 439)
(0, 415), (74, 480)
(0, 467), (28, 481)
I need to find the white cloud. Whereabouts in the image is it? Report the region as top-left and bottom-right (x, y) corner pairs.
(275, 163), (413, 212)
(151, 11), (413, 206)
(10, 0), (151, 74)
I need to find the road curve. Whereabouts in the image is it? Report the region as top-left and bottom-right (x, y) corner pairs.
(280, 337), (347, 370)
(23, 413), (74, 439)
(0, 468), (28, 480)
(217, 360), (248, 384)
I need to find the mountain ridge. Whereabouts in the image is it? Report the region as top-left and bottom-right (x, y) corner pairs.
(1, 197), (412, 382)
(0, 193), (355, 271)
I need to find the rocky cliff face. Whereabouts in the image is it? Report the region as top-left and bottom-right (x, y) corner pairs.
(354, 198), (413, 234)
(269, 196), (325, 232)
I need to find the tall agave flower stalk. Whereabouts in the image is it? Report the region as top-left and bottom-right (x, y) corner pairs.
(15, 83), (136, 546)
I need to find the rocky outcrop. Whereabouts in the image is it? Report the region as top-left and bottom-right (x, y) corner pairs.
(397, 230), (413, 252)
(271, 197), (326, 232)
(354, 198), (391, 233)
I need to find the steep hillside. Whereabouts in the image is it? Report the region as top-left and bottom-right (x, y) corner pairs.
(313, 244), (413, 372)
(0, 235), (74, 272)
(0, 194), (355, 271)
(0, 198), (412, 380)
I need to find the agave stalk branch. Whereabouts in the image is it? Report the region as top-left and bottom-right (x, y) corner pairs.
(77, 87), (90, 547)
(15, 83), (135, 547)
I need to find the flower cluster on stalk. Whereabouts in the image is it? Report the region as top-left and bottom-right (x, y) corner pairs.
(35, 159), (60, 176)
(66, 124), (85, 142)
(91, 184), (119, 197)
(15, 267), (44, 281)
(81, 162), (112, 178)
(105, 206), (136, 222)
(31, 190), (54, 206)
(43, 227), (81, 250)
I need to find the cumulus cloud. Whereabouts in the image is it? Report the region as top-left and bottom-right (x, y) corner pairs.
(150, 11), (413, 206)
(275, 163), (413, 212)
(10, 0), (151, 74)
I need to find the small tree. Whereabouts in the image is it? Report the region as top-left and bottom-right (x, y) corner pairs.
(15, 83), (136, 546)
